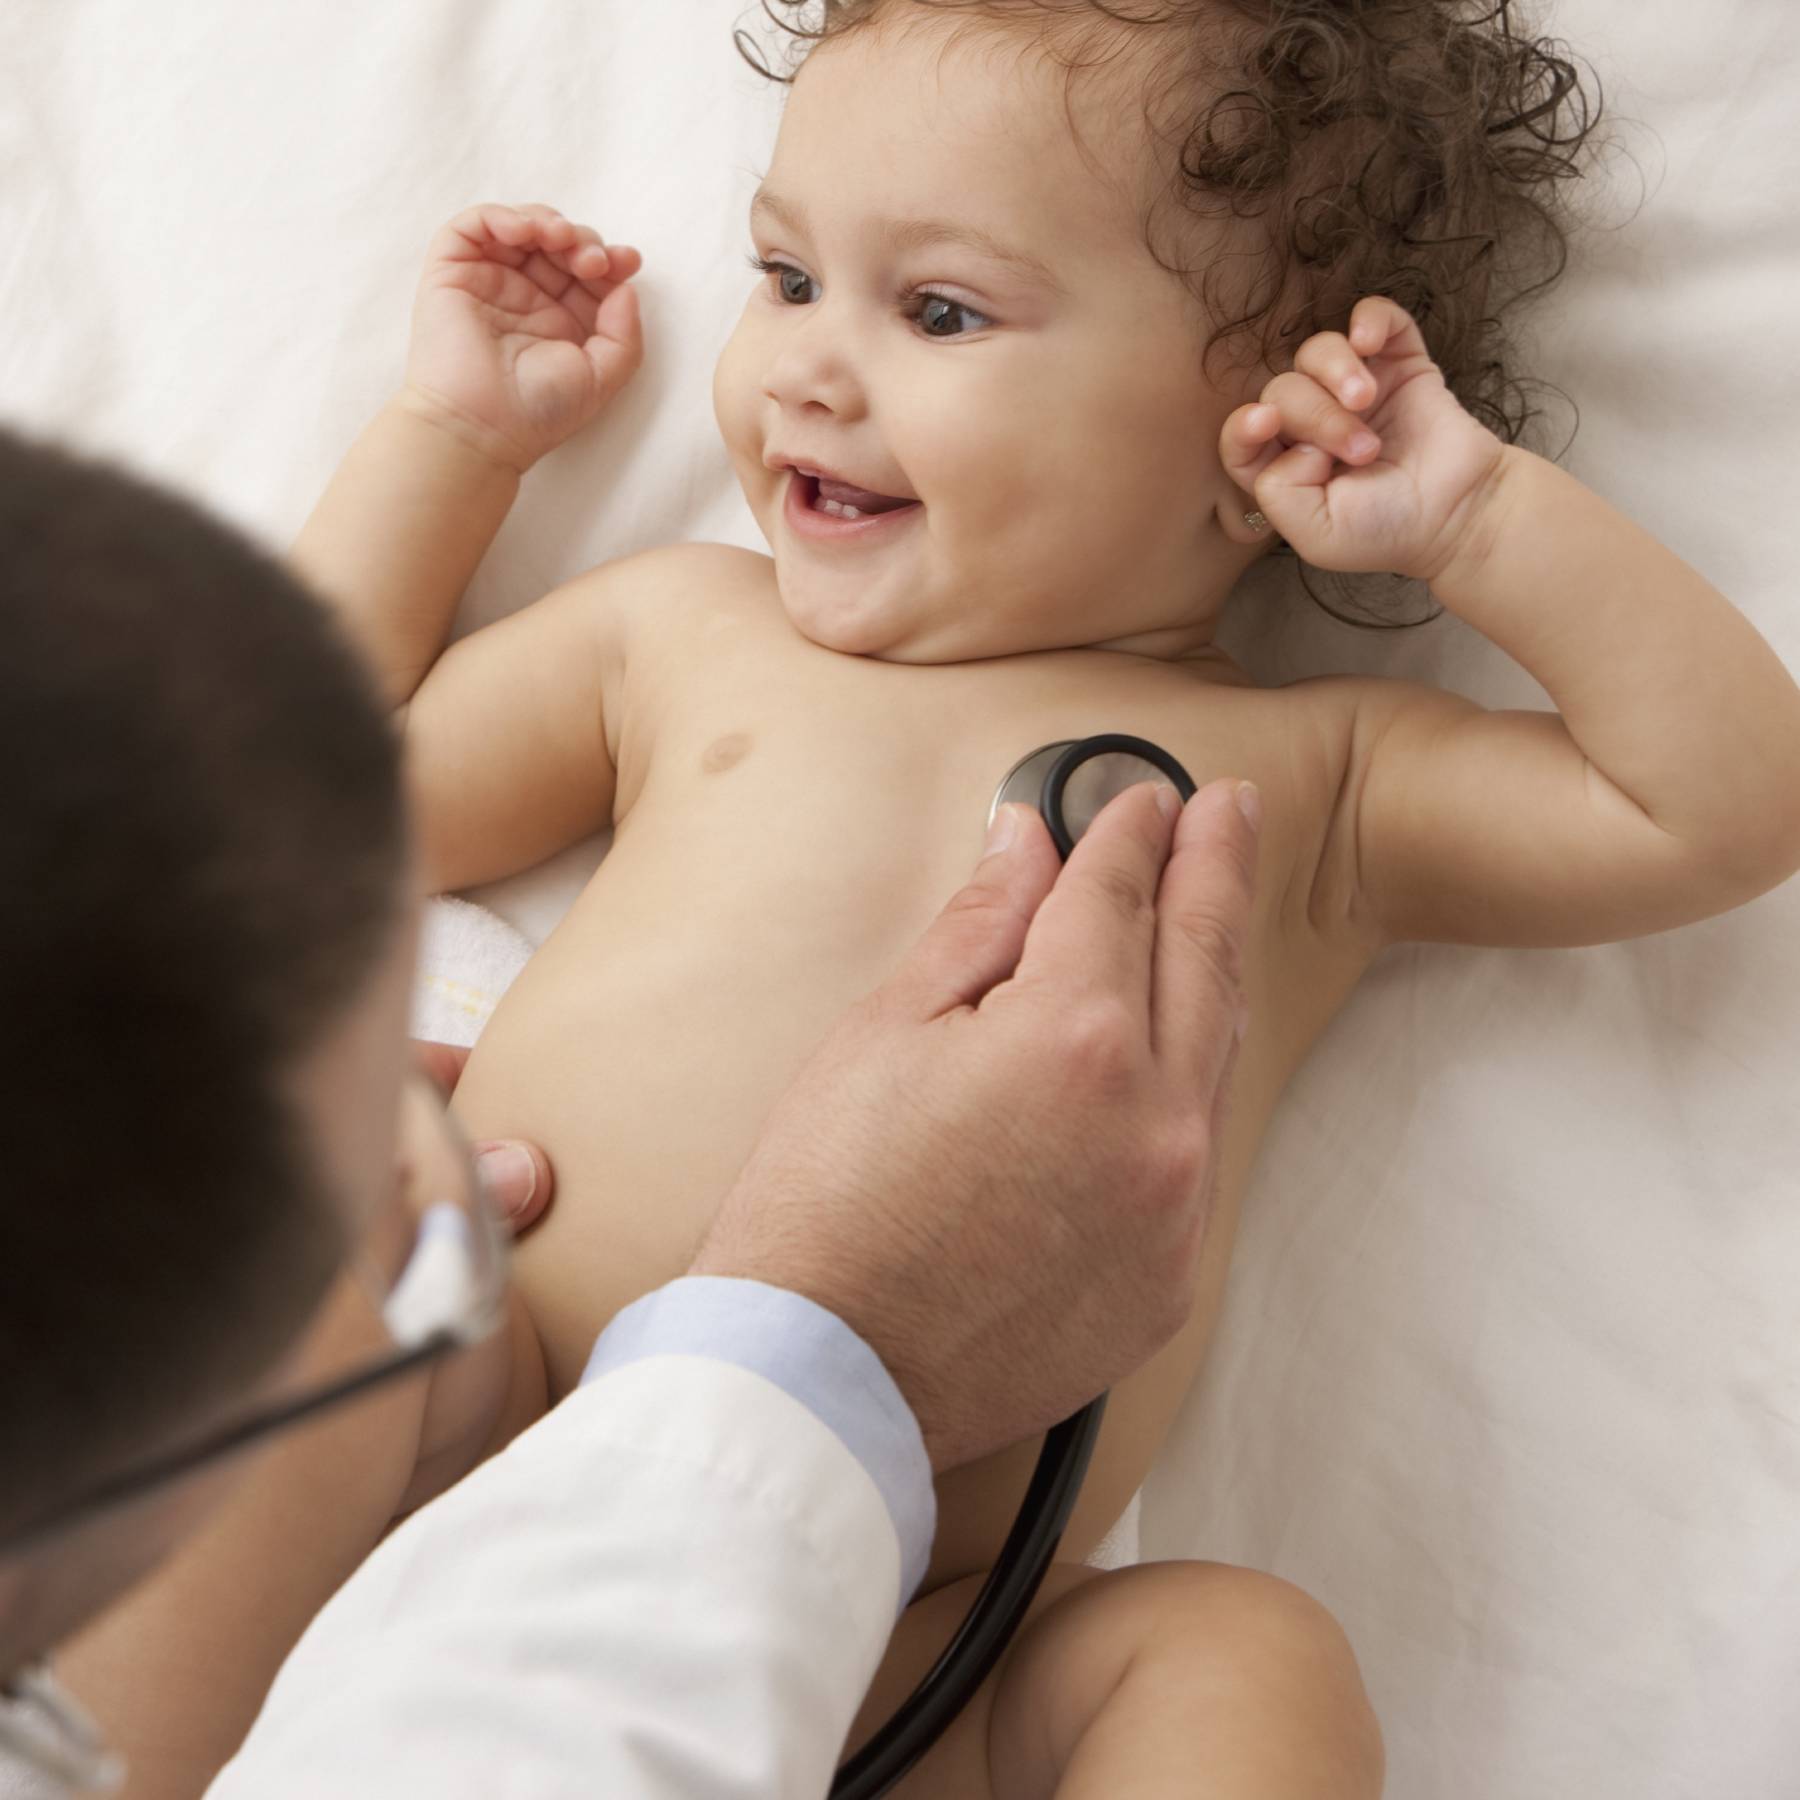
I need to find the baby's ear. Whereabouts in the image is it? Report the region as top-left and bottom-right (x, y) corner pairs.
(1214, 484), (1278, 551)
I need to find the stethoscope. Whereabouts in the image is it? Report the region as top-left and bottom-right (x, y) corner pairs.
(831, 733), (1198, 1800)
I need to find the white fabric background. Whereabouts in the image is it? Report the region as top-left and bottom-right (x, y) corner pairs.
(5, 3), (1797, 1795)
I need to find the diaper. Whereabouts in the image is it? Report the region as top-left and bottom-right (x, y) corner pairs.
(410, 896), (534, 1048)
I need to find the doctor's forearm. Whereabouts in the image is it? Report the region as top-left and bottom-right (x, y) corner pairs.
(1429, 446), (1800, 868)
(289, 398), (520, 708)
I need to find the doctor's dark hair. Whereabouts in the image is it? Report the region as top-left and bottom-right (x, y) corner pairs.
(0, 425), (405, 1531)
(736, 0), (1616, 627)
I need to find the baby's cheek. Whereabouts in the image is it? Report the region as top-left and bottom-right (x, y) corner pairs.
(710, 315), (762, 470)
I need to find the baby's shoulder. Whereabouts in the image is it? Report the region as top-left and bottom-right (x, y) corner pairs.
(565, 540), (774, 634)
(543, 543), (779, 732)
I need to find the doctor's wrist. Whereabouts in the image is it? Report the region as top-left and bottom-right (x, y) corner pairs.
(586, 1274), (938, 1603)
(685, 1244), (957, 1471)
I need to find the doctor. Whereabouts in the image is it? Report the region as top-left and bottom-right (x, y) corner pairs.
(0, 425), (1260, 1796)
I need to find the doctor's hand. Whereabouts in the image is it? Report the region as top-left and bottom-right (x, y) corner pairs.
(399, 1040), (554, 1514)
(413, 1039), (552, 1231)
(690, 778), (1260, 1473)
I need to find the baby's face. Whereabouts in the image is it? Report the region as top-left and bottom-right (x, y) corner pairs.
(713, 10), (1270, 664)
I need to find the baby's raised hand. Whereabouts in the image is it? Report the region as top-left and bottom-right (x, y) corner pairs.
(401, 202), (645, 474)
(1220, 297), (1509, 584)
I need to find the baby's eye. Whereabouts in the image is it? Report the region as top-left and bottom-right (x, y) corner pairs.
(747, 255), (818, 306)
(746, 255), (990, 340)
(904, 289), (991, 340)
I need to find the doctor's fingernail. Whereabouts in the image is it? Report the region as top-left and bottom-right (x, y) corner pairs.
(476, 1142), (538, 1219)
(984, 804), (1020, 855)
(1234, 781), (1262, 832)
(1152, 782), (1180, 822)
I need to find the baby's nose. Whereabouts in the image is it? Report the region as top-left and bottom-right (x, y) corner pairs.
(760, 314), (863, 416)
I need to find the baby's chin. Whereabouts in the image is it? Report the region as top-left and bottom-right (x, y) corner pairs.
(773, 564), (943, 661)
(777, 588), (1019, 666)
(775, 568), (1113, 667)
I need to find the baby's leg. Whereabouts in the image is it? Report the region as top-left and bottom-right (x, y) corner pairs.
(847, 1560), (1383, 1800)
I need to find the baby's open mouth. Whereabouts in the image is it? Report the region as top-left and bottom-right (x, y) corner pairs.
(804, 473), (920, 520)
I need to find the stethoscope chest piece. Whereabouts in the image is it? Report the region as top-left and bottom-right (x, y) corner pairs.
(987, 740), (1079, 826)
(990, 733), (1199, 861)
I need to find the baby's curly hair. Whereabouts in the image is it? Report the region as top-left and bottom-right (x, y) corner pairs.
(735, 0), (1619, 627)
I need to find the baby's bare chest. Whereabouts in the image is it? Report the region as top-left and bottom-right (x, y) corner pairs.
(453, 593), (1354, 1397)
(616, 597), (1299, 915)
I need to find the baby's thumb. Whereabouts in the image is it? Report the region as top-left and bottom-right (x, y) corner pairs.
(587, 281), (643, 392)
(879, 805), (1060, 1021)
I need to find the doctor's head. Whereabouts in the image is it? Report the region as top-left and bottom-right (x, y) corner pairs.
(0, 427), (415, 1669)
(712, 0), (1598, 658)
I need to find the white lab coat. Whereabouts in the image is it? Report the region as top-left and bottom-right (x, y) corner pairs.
(208, 1353), (903, 1797)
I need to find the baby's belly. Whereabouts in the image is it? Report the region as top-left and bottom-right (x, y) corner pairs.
(449, 869), (1292, 1591)
(454, 925), (860, 1393)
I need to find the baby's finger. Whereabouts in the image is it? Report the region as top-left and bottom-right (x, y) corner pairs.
(476, 204), (541, 252)
(534, 242), (629, 329)
(507, 211), (586, 275)
(1347, 295), (1427, 361)
(1250, 439), (1345, 548)
(1293, 330), (1377, 413)
(1259, 368), (1380, 465)
(451, 204), (542, 271)
(430, 205), (528, 269)
(558, 243), (644, 328)
(563, 224), (612, 278)
(518, 208), (597, 280)
(513, 202), (575, 244)
(523, 249), (622, 327)
(587, 243), (641, 282)
(1218, 402), (1286, 494)
(541, 225), (640, 291)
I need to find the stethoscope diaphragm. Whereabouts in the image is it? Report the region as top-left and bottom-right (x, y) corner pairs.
(988, 733), (1199, 859)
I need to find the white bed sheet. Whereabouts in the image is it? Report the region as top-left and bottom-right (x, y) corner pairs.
(6, 3), (1797, 1795)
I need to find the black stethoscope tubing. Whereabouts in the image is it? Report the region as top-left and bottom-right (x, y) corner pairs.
(830, 734), (1198, 1799)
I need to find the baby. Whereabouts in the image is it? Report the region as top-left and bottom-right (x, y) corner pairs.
(257, 0), (1800, 1791)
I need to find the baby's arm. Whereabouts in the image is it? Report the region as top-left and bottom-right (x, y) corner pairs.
(292, 203), (646, 892)
(1330, 453), (1800, 946)
(1227, 297), (1800, 949)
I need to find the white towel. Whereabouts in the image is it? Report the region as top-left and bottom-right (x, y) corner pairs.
(409, 897), (536, 1050)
